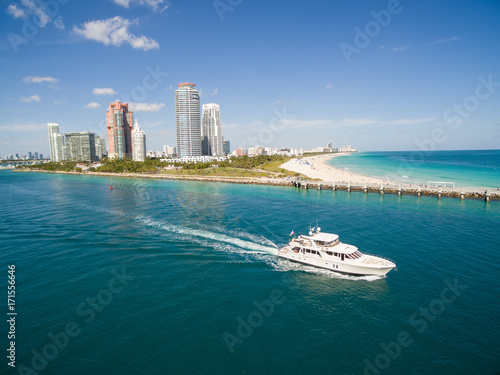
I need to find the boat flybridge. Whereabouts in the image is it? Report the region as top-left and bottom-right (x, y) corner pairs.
(278, 227), (396, 276)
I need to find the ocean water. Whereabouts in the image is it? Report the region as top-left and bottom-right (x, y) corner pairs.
(1, 170), (499, 375)
(327, 150), (500, 188)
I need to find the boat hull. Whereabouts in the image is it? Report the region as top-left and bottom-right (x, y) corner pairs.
(277, 250), (394, 276)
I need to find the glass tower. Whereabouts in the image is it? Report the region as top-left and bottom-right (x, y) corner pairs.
(175, 83), (201, 158)
(202, 103), (223, 156)
(106, 100), (133, 159)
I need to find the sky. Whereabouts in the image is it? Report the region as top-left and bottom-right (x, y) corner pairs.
(1, 0), (500, 157)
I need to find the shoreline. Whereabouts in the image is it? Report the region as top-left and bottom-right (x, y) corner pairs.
(281, 153), (388, 185)
(280, 153), (499, 200)
(15, 161), (500, 200)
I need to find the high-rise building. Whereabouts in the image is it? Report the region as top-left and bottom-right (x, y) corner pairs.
(175, 83), (201, 158)
(106, 100), (133, 159)
(201, 103), (223, 156)
(94, 136), (107, 159)
(132, 120), (146, 162)
(64, 132), (96, 162)
(163, 145), (176, 157)
(48, 123), (65, 162)
(223, 140), (230, 155)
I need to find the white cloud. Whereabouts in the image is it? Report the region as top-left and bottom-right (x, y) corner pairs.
(7, 4), (26, 18)
(54, 100), (66, 104)
(7, 0), (64, 29)
(73, 16), (159, 51)
(429, 36), (460, 46)
(93, 87), (117, 95)
(129, 102), (165, 112)
(210, 88), (219, 95)
(112, 0), (170, 12)
(20, 94), (41, 103)
(325, 83), (333, 89)
(23, 76), (58, 84)
(84, 102), (102, 109)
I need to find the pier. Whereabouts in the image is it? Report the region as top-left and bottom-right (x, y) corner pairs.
(292, 180), (499, 201)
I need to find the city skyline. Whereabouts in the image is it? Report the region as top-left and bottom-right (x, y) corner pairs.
(1, 0), (500, 157)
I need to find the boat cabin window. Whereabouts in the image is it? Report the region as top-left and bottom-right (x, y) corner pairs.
(326, 251), (333, 256)
(315, 240), (338, 246)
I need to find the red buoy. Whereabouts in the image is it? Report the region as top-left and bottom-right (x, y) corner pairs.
(110, 184), (113, 190)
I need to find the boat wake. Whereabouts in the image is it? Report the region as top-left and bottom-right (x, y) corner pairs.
(85, 205), (382, 281)
(136, 215), (278, 255)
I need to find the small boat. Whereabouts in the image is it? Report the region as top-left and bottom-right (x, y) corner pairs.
(278, 227), (396, 276)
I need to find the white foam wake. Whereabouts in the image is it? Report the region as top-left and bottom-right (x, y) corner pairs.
(136, 216), (278, 254)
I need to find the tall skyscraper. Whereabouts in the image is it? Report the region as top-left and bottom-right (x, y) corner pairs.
(106, 100), (133, 159)
(132, 120), (146, 162)
(64, 132), (96, 162)
(94, 136), (107, 159)
(201, 103), (224, 156)
(48, 123), (64, 162)
(175, 83), (201, 158)
(223, 140), (230, 155)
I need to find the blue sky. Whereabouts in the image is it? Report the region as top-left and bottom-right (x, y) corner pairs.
(1, 0), (500, 157)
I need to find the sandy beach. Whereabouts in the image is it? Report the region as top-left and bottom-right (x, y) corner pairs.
(281, 153), (387, 184)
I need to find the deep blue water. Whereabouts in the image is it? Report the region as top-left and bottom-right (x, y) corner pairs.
(1, 170), (499, 375)
(327, 150), (500, 188)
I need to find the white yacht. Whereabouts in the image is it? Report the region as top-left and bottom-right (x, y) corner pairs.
(278, 227), (396, 276)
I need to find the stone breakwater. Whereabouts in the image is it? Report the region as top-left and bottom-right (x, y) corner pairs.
(293, 181), (500, 201)
(23, 170), (500, 201)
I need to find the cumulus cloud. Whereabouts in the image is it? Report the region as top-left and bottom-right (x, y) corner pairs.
(23, 76), (58, 84)
(20, 94), (41, 103)
(128, 102), (165, 112)
(7, 4), (25, 18)
(111, 0), (170, 12)
(73, 16), (159, 51)
(6, 0), (65, 29)
(93, 88), (117, 95)
(84, 102), (102, 109)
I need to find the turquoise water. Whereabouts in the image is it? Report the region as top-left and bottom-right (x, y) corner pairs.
(327, 150), (500, 188)
(1, 170), (500, 374)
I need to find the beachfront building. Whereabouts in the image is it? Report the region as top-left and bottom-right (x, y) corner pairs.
(48, 123), (65, 162)
(223, 140), (230, 155)
(201, 103), (223, 156)
(175, 83), (201, 158)
(64, 132), (96, 162)
(106, 100), (134, 159)
(132, 120), (146, 162)
(94, 136), (107, 159)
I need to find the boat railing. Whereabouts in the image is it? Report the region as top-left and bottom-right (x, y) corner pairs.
(362, 252), (396, 265)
